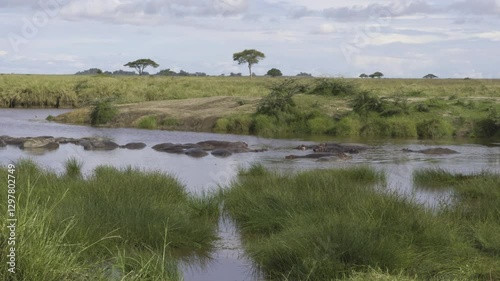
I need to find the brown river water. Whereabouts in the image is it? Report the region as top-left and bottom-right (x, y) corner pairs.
(1, 108), (500, 281)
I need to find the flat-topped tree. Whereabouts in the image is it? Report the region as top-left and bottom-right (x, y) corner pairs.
(359, 73), (368, 78)
(423, 74), (438, 79)
(369, 71), (384, 78)
(124, 59), (159, 75)
(233, 49), (265, 78)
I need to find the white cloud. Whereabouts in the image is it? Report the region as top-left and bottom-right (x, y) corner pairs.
(317, 23), (336, 34)
(475, 31), (500, 41)
(367, 33), (443, 45)
(0, 50), (8, 56)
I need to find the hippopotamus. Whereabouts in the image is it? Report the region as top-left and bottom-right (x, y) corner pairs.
(184, 148), (209, 158)
(80, 140), (119, 151)
(211, 149), (233, 158)
(152, 143), (200, 154)
(120, 142), (147, 150)
(197, 140), (250, 152)
(403, 148), (459, 155)
(54, 137), (80, 145)
(285, 151), (351, 160)
(313, 143), (369, 154)
(295, 144), (316, 150)
(316, 155), (352, 162)
(20, 139), (60, 150)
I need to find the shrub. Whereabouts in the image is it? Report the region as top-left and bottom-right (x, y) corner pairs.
(307, 116), (334, 134)
(137, 116), (158, 129)
(416, 119), (453, 138)
(256, 79), (300, 116)
(214, 115), (252, 133)
(89, 99), (118, 125)
(350, 91), (384, 116)
(251, 114), (277, 135)
(266, 68), (283, 77)
(310, 78), (360, 96)
(331, 116), (362, 137)
(415, 103), (430, 112)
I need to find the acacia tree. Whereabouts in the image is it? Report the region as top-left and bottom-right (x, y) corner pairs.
(423, 74), (438, 79)
(124, 59), (159, 75)
(233, 49), (265, 78)
(369, 71), (384, 78)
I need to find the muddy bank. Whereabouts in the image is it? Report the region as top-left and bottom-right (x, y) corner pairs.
(52, 96), (259, 132)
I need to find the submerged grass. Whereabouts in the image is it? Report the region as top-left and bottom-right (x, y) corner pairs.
(0, 159), (220, 280)
(224, 165), (500, 280)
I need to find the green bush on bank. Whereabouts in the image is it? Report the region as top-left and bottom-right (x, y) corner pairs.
(89, 99), (118, 126)
(416, 119), (453, 138)
(137, 115), (158, 129)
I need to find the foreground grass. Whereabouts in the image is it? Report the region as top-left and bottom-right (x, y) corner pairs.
(0, 159), (220, 280)
(224, 165), (500, 280)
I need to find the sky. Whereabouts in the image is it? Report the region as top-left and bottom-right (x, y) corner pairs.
(0, 0), (499, 78)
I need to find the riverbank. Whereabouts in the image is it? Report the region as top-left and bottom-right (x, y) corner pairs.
(3, 75), (500, 138)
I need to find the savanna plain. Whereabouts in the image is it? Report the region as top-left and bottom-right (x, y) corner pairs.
(1, 74), (500, 280)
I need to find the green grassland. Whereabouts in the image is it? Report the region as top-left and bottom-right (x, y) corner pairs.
(224, 165), (500, 281)
(2, 74), (500, 138)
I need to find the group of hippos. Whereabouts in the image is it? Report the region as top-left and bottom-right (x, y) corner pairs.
(0, 135), (460, 160)
(0, 136), (266, 158)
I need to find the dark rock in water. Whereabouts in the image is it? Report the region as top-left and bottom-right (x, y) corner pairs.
(211, 149), (232, 158)
(121, 142), (147, 150)
(20, 139), (59, 150)
(403, 147), (459, 155)
(81, 140), (119, 151)
(184, 148), (209, 158)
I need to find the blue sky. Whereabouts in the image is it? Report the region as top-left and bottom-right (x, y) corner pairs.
(0, 0), (499, 78)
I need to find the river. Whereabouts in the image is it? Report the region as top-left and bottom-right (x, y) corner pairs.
(1, 108), (500, 281)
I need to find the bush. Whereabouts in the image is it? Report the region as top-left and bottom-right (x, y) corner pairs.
(331, 116), (362, 137)
(416, 119), (453, 138)
(256, 79), (301, 116)
(89, 99), (118, 125)
(350, 91), (384, 115)
(310, 78), (360, 96)
(266, 68), (283, 77)
(214, 115), (253, 133)
(251, 114), (277, 135)
(137, 116), (157, 129)
(307, 116), (334, 134)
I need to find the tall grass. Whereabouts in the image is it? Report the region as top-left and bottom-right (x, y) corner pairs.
(224, 165), (500, 280)
(0, 159), (220, 280)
